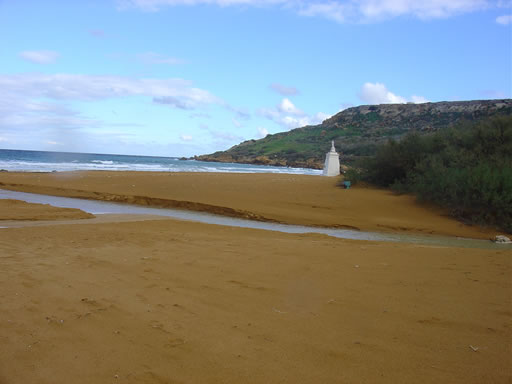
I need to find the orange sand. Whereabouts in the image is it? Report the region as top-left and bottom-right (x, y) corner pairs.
(0, 171), (504, 238)
(0, 199), (94, 221)
(0, 217), (510, 383)
(0, 172), (510, 383)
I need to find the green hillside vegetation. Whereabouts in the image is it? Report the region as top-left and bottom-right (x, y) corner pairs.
(347, 116), (512, 232)
(195, 99), (512, 169)
(231, 124), (366, 160)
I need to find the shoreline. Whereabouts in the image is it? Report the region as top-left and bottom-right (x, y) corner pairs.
(0, 148), (322, 175)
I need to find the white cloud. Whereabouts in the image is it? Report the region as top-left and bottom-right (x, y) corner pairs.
(180, 134), (193, 141)
(300, 0), (493, 22)
(269, 83), (299, 96)
(19, 50), (59, 64)
(153, 96), (204, 110)
(259, 98), (329, 129)
(496, 14), (512, 24)
(359, 82), (406, 104)
(278, 98), (304, 115)
(0, 73), (219, 108)
(0, 73), (223, 147)
(283, 116), (311, 127)
(354, 0), (490, 21)
(410, 95), (429, 103)
(358, 82), (428, 104)
(0, 92), (100, 131)
(298, 2), (352, 23)
(257, 127), (269, 138)
(314, 112), (330, 122)
(137, 52), (184, 65)
(120, 0), (494, 22)
(0, 91), (206, 155)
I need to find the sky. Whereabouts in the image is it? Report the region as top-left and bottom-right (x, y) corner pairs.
(0, 0), (511, 157)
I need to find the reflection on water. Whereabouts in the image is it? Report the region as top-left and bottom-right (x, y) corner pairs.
(0, 189), (507, 250)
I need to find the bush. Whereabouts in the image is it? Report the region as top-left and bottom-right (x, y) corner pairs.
(343, 167), (363, 185)
(356, 116), (512, 232)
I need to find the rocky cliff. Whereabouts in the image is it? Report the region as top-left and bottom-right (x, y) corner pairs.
(194, 99), (512, 169)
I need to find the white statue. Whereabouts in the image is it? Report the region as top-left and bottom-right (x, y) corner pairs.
(323, 140), (340, 176)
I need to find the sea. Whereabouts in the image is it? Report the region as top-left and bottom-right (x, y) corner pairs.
(0, 149), (321, 175)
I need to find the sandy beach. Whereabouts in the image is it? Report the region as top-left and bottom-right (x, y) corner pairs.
(0, 171), (506, 238)
(0, 172), (511, 383)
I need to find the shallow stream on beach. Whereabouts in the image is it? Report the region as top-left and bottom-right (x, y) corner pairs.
(0, 189), (508, 250)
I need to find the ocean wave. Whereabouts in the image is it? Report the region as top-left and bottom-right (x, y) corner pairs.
(0, 158), (321, 175)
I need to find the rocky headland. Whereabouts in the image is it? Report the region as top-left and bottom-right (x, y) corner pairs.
(194, 99), (512, 169)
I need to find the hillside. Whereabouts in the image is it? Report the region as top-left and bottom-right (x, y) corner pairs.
(194, 99), (512, 169)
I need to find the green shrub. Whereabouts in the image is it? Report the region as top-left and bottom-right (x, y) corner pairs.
(356, 116), (512, 232)
(343, 167), (363, 185)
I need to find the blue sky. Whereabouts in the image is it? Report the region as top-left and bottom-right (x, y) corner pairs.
(1, 0), (511, 157)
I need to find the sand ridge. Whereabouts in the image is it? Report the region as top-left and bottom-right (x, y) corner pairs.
(0, 199), (94, 221)
(0, 171), (504, 238)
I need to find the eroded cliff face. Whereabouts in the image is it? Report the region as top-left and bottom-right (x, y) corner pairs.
(194, 99), (512, 169)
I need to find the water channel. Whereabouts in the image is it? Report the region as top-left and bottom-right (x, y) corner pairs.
(0, 189), (508, 250)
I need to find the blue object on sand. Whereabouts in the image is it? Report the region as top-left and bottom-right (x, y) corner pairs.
(343, 181), (351, 189)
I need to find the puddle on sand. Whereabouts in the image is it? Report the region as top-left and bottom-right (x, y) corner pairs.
(0, 189), (508, 250)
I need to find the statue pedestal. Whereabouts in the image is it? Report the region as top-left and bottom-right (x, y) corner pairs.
(323, 152), (340, 176)
(323, 141), (340, 176)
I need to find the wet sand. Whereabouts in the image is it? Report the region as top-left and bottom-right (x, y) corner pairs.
(0, 172), (510, 383)
(0, 171), (505, 238)
(0, 199), (94, 221)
